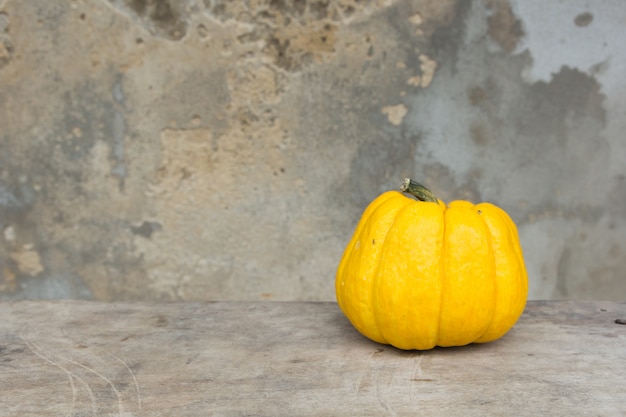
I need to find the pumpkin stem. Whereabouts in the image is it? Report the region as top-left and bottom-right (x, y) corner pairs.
(401, 178), (438, 203)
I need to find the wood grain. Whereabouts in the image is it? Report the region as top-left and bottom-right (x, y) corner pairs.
(1, 300), (625, 416)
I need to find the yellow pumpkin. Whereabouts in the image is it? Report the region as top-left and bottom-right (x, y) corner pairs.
(336, 179), (528, 350)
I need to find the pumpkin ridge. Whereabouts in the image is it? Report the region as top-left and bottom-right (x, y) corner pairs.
(335, 191), (399, 315)
(371, 200), (415, 345)
(435, 203), (448, 347)
(351, 192), (412, 344)
(437, 204), (497, 346)
(504, 207), (529, 323)
(476, 207), (499, 341)
(473, 203), (527, 343)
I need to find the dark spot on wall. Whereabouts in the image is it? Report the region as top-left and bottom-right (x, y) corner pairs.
(468, 86), (487, 106)
(129, 0), (147, 14)
(467, 78), (503, 138)
(487, 0), (524, 53)
(263, 21), (337, 71)
(270, 0), (306, 17)
(265, 35), (293, 70)
(309, 1), (330, 20)
(111, 0), (187, 40)
(574, 12), (593, 27)
(470, 123), (490, 146)
(197, 23), (208, 38)
(131, 221), (162, 238)
(0, 12), (13, 69)
(428, 0), (474, 70)
(149, 1), (175, 24)
(517, 67), (606, 141)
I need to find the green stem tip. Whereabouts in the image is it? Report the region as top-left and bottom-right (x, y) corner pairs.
(400, 178), (438, 203)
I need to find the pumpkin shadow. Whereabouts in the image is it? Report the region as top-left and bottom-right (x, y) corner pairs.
(330, 306), (511, 355)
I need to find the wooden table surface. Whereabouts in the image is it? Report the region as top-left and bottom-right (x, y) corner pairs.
(1, 300), (625, 416)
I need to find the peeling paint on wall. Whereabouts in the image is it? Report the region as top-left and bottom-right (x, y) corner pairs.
(382, 104), (408, 125)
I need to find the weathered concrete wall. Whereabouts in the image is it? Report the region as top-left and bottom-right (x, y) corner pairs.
(1, 0), (624, 301)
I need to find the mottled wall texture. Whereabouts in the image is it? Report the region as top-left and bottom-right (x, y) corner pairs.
(1, 0), (625, 301)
